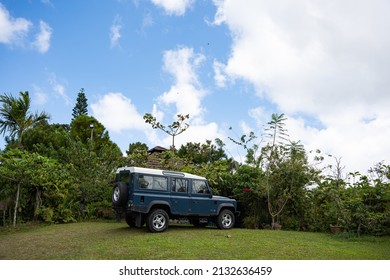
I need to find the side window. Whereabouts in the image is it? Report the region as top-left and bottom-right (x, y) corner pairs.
(119, 171), (130, 185)
(172, 178), (188, 193)
(192, 180), (210, 194)
(138, 175), (168, 191)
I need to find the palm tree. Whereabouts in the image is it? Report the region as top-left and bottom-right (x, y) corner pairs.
(0, 91), (50, 226)
(0, 91), (50, 148)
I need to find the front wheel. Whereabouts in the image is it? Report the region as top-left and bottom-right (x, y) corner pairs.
(217, 209), (235, 229)
(147, 209), (169, 233)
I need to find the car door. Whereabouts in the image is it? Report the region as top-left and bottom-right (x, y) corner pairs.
(170, 178), (190, 215)
(190, 179), (212, 215)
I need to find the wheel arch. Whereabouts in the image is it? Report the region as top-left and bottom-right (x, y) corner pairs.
(147, 201), (172, 216)
(217, 203), (236, 215)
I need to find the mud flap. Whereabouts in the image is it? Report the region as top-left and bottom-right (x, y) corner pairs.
(135, 212), (143, 227)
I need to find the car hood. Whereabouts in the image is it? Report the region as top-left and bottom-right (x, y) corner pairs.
(212, 195), (236, 202)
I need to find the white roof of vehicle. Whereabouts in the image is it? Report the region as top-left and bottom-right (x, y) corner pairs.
(116, 166), (206, 180)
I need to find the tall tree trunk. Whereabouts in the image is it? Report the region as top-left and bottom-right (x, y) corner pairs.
(34, 188), (42, 220)
(13, 183), (21, 227)
(1, 199), (6, 226)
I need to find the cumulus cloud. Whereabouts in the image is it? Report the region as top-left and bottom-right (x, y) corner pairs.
(158, 47), (206, 118)
(0, 4), (52, 53)
(151, 0), (194, 16)
(0, 3), (32, 45)
(149, 46), (225, 148)
(173, 121), (223, 147)
(153, 119), (224, 150)
(285, 113), (390, 174)
(213, 0), (390, 172)
(91, 92), (147, 133)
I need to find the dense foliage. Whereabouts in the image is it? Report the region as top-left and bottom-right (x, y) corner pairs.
(0, 92), (389, 236)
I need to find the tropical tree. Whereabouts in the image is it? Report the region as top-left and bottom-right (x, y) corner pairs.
(144, 113), (190, 150)
(21, 122), (71, 160)
(0, 91), (50, 148)
(177, 140), (228, 164)
(262, 113), (292, 228)
(228, 128), (259, 166)
(228, 113), (318, 229)
(0, 149), (73, 226)
(125, 142), (149, 167)
(70, 115), (113, 152)
(72, 88), (88, 119)
(0, 92), (50, 226)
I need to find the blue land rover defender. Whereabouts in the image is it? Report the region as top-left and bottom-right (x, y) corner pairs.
(112, 166), (238, 232)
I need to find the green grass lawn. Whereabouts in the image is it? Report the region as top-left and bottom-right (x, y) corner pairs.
(0, 221), (389, 260)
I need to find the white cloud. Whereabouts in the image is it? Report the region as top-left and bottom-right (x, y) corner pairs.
(33, 21), (52, 53)
(0, 4), (52, 53)
(213, 60), (228, 88)
(240, 121), (252, 136)
(110, 15), (122, 48)
(0, 3), (31, 45)
(286, 112), (390, 174)
(47, 73), (70, 105)
(213, 0), (390, 173)
(154, 120), (224, 150)
(158, 47), (206, 118)
(151, 0), (194, 16)
(248, 107), (272, 130)
(32, 84), (48, 105)
(148, 46), (225, 148)
(91, 92), (147, 133)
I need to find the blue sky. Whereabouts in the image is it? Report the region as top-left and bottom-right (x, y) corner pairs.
(1, 0), (390, 175)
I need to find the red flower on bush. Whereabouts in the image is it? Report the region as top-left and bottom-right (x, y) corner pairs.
(243, 187), (250, 193)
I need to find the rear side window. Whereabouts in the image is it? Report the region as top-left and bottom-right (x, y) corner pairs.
(171, 178), (188, 193)
(118, 171), (131, 185)
(138, 175), (168, 191)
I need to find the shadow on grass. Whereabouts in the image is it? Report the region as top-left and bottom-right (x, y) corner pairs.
(107, 221), (219, 235)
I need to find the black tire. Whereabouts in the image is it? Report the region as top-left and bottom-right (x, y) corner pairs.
(217, 209), (235, 229)
(126, 214), (145, 228)
(112, 182), (128, 207)
(147, 209), (169, 233)
(125, 214), (136, 227)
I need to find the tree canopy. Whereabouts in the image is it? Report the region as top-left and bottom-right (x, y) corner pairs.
(0, 92), (388, 235)
(0, 91), (49, 148)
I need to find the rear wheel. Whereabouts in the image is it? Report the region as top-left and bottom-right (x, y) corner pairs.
(147, 209), (169, 233)
(217, 209), (235, 229)
(125, 214), (136, 227)
(126, 214), (145, 228)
